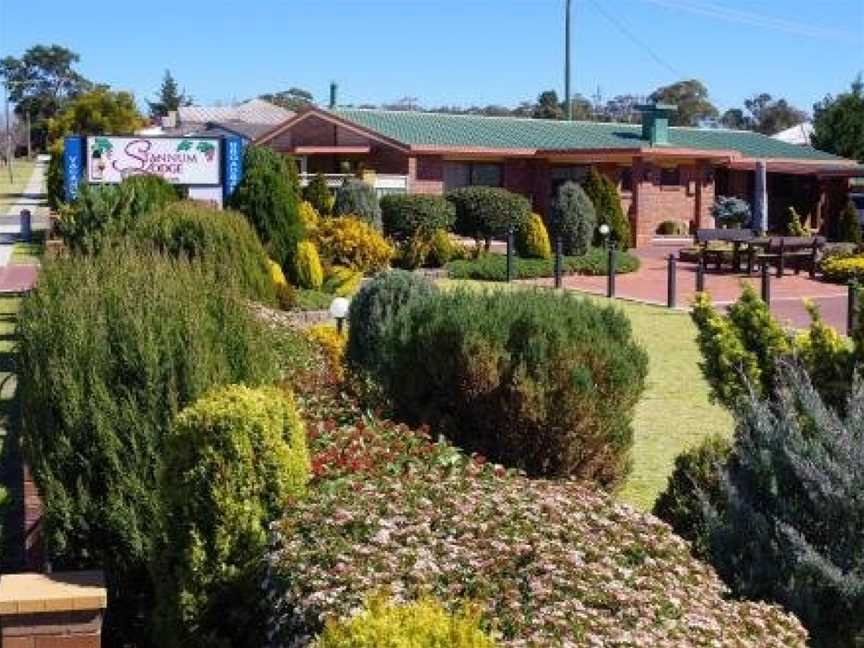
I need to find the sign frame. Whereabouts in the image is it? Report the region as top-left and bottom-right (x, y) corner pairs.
(85, 135), (223, 186)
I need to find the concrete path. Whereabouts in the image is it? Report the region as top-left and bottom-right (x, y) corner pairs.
(524, 244), (852, 332)
(0, 158), (46, 294)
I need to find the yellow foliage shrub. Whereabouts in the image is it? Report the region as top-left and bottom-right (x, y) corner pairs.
(323, 266), (363, 297)
(316, 216), (393, 274)
(516, 213), (552, 259)
(820, 255), (864, 283)
(307, 324), (346, 381)
(295, 241), (324, 290)
(299, 201), (320, 232)
(268, 259), (288, 287)
(314, 595), (497, 648)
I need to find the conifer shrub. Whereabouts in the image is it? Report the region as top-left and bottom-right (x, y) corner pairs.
(333, 179), (382, 229)
(711, 196), (752, 229)
(295, 240), (324, 290)
(836, 199), (862, 244)
(307, 324), (347, 381)
(323, 266), (363, 297)
(136, 201), (275, 303)
(227, 146), (303, 277)
(45, 142), (65, 210)
(315, 216), (393, 273)
(446, 187), (531, 251)
(652, 434), (732, 559)
(380, 194), (455, 241)
(154, 385), (309, 648)
(377, 289), (648, 484)
(428, 228), (466, 266)
(346, 270), (437, 380)
(268, 258), (289, 288)
(58, 174), (180, 254)
(315, 596), (497, 648)
(582, 168), (631, 248)
(515, 213), (552, 259)
(707, 365), (864, 648)
(304, 172), (332, 216)
(550, 181), (596, 255)
(16, 246), (278, 644)
(298, 200), (320, 232)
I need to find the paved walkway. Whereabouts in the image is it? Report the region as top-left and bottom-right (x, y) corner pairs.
(525, 244), (852, 331)
(0, 158), (46, 294)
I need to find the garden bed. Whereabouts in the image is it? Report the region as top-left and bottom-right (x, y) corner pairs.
(446, 248), (640, 281)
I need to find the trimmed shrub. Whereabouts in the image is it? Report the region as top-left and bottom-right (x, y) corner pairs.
(377, 289), (648, 484)
(316, 216), (393, 273)
(446, 187), (531, 251)
(711, 196), (752, 229)
(707, 366), (864, 648)
(307, 324), (347, 382)
(304, 172), (332, 216)
(267, 461), (807, 647)
(346, 270), (437, 380)
(295, 241), (324, 290)
(820, 254), (864, 283)
(315, 596), (497, 648)
(154, 385), (309, 648)
(268, 259), (289, 288)
(428, 228), (466, 266)
(136, 201), (275, 303)
(652, 434), (732, 559)
(836, 199), (862, 244)
(446, 248), (639, 281)
(298, 200), (320, 232)
(58, 174), (180, 254)
(323, 266), (363, 297)
(16, 246), (278, 644)
(656, 220), (688, 235)
(333, 179), (382, 229)
(227, 146), (304, 278)
(550, 181), (596, 255)
(515, 213), (552, 259)
(380, 194), (455, 241)
(582, 168), (631, 248)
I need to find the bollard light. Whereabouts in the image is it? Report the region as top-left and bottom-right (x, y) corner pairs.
(329, 297), (350, 334)
(599, 223), (610, 238)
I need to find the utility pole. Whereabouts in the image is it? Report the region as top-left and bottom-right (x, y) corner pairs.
(4, 82), (12, 183)
(565, 0), (572, 121)
(26, 112), (31, 159)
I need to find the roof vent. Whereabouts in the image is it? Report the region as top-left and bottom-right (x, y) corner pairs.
(636, 103), (677, 146)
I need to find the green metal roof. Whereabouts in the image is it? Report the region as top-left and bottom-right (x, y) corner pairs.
(333, 109), (847, 162)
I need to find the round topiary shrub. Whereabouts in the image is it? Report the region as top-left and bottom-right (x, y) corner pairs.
(516, 213), (552, 259)
(446, 187), (531, 251)
(333, 179), (382, 229)
(154, 384), (309, 648)
(377, 289), (649, 485)
(136, 201), (276, 303)
(315, 596), (497, 648)
(380, 194), (455, 241)
(652, 434), (732, 558)
(550, 181), (596, 256)
(295, 240), (324, 290)
(346, 270), (437, 380)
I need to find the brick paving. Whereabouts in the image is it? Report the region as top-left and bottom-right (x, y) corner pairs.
(524, 244), (852, 331)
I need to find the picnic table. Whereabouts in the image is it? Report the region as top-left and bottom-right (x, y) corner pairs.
(693, 229), (824, 278)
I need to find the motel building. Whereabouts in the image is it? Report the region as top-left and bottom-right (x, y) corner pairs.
(256, 104), (863, 247)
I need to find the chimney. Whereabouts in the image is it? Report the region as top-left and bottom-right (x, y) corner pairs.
(636, 103), (677, 146)
(329, 82), (338, 109)
(161, 111), (177, 129)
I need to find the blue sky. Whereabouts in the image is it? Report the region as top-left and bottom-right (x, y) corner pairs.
(2, 0), (862, 115)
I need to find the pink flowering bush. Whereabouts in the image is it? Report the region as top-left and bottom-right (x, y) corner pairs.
(265, 463), (807, 647)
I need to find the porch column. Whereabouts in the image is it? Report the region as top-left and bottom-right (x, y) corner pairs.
(754, 160), (768, 233)
(695, 161), (716, 229)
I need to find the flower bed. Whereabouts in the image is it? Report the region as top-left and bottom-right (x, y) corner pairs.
(266, 463), (807, 647)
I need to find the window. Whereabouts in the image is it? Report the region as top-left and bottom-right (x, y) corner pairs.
(443, 162), (502, 190)
(619, 168), (633, 193)
(660, 166), (680, 187)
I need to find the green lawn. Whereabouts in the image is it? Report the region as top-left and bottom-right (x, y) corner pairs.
(440, 280), (732, 511)
(11, 240), (44, 266)
(0, 159), (36, 213)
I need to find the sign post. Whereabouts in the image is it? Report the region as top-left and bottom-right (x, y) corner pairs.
(222, 136), (245, 203)
(63, 136), (84, 202)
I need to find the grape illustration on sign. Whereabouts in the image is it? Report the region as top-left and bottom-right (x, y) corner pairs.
(85, 136), (222, 185)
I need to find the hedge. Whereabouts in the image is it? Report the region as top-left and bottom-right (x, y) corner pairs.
(445, 248), (640, 281)
(380, 194), (455, 241)
(446, 187), (531, 250)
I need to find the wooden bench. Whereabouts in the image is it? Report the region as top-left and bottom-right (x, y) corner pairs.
(750, 236), (825, 278)
(695, 229), (755, 272)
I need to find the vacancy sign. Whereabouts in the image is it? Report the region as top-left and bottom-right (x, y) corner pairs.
(86, 136), (221, 185)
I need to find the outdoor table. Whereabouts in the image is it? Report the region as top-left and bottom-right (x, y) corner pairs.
(727, 236), (767, 273)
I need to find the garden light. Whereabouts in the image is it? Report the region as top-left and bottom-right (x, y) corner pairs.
(599, 223), (610, 237)
(329, 297), (350, 333)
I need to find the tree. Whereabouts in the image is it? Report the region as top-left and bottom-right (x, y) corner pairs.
(649, 79), (718, 126)
(0, 44), (91, 150)
(532, 90), (564, 120)
(812, 76), (864, 162)
(743, 93), (807, 136)
(46, 88), (144, 143)
(582, 168), (630, 248)
(259, 87), (314, 112)
(147, 70), (191, 118)
(551, 181), (596, 255)
(720, 108), (752, 130)
(603, 94), (642, 123)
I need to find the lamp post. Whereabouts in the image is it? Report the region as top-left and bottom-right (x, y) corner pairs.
(600, 223), (615, 298)
(329, 297), (350, 334)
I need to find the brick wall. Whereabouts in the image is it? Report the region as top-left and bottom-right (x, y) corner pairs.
(2, 610), (102, 648)
(407, 156), (444, 194)
(22, 464), (43, 572)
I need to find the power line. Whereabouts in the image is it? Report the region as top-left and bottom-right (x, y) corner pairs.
(586, 0), (684, 79)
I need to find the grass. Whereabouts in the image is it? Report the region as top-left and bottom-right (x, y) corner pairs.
(0, 159), (36, 213)
(438, 280), (732, 511)
(295, 288), (336, 311)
